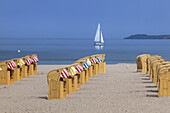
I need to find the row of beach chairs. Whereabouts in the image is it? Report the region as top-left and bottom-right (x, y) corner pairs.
(136, 54), (170, 97)
(47, 54), (106, 100)
(0, 54), (39, 85)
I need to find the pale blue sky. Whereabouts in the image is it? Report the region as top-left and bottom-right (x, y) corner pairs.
(0, 0), (170, 39)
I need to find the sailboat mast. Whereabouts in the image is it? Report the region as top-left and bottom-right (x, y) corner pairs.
(99, 24), (101, 42)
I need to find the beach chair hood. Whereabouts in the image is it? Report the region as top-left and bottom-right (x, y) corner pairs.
(92, 57), (97, 64)
(69, 66), (78, 77)
(26, 57), (32, 65)
(97, 56), (102, 62)
(32, 56), (39, 63)
(61, 68), (71, 78)
(76, 64), (84, 72)
(83, 61), (90, 68)
(87, 59), (92, 66)
(8, 60), (17, 69)
(18, 59), (25, 67)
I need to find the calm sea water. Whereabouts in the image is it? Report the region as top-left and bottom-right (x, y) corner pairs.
(0, 38), (170, 64)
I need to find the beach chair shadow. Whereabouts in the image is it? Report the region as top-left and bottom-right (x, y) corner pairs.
(146, 94), (158, 97)
(38, 96), (48, 100)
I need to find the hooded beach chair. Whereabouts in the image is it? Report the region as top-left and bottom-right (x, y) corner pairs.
(149, 56), (162, 77)
(94, 54), (106, 73)
(11, 58), (24, 81)
(0, 60), (18, 83)
(79, 57), (92, 79)
(47, 69), (67, 100)
(25, 55), (35, 75)
(147, 55), (161, 75)
(69, 64), (81, 90)
(74, 60), (86, 85)
(0, 62), (14, 85)
(96, 54), (106, 73)
(27, 54), (39, 75)
(150, 59), (165, 82)
(157, 65), (170, 97)
(89, 56), (99, 75)
(157, 64), (170, 87)
(20, 57), (29, 78)
(69, 65), (79, 90)
(24, 56), (34, 76)
(136, 54), (150, 73)
(60, 68), (74, 95)
(155, 62), (170, 87)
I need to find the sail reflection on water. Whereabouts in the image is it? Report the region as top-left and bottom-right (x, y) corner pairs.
(95, 45), (104, 50)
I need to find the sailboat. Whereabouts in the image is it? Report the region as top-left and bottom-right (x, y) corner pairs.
(94, 23), (104, 46)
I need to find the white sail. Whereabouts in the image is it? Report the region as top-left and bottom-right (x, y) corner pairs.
(100, 31), (104, 43)
(94, 23), (100, 42)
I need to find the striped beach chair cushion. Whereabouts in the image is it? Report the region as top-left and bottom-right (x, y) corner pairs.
(26, 57), (32, 65)
(8, 60), (17, 69)
(91, 57), (97, 64)
(32, 56), (39, 63)
(18, 59), (25, 67)
(97, 56), (102, 62)
(69, 66), (78, 77)
(61, 68), (71, 78)
(0, 67), (2, 71)
(83, 61), (90, 68)
(76, 64), (84, 73)
(87, 59), (92, 66)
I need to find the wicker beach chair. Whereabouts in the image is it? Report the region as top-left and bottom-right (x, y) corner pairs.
(26, 54), (39, 75)
(11, 58), (24, 81)
(74, 60), (87, 85)
(155, 62), (170, 87)
(20, 57), (29, 78)
(150, 59), (165, 82)
(95, 54), (106, 73)
(0, 60), (16, 84)
(136, 54), (150, 73)
(157, 65), (170, 97)
(147, 56), (162, 75)
(47, 69), (67, 100)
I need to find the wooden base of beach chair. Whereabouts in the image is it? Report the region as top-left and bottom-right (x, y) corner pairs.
(86, 68), (89, 81)
(158, 76), (170, 97)
(48, 79), (67, 100)
(29, 64), (34, 75)
(75, 74), (80, 90)
(13, 68), (21, 81)
(94, 63), (99, 75)
(33, 63), (37, 75)
(0, 70), (14, 85)
(22, 65), (29, 78)
(89, 66), (93, 77)
(70, 77), (76, 94)
(67, 78), (74, 94)
(99, 62), (106, 73)
(80, 71), (86, 85)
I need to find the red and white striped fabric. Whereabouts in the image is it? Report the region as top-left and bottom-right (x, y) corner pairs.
(26, 57), (32, 65)
(32, 56), (39, 63)
(61, 68), (71, 78)
(76, 64), (84, 73)
(91, 57), (97, 64)
(8, 60), (17, 69)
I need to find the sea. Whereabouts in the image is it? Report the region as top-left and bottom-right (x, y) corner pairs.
(0, 38), (170, 65)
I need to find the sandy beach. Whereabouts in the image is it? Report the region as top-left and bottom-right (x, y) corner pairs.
(0, 64), (170, 113)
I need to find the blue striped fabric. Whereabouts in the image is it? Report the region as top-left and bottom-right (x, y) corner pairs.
(97, 56), (102, 62)
(83, 61), (90, 68)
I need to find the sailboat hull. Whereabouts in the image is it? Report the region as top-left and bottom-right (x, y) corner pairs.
(94, 42), (104, 46)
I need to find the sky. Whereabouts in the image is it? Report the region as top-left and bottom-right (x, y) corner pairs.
(0, 0), (170, 39)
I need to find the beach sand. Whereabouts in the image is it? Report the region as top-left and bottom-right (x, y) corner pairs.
(0, 64), (170, 113)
